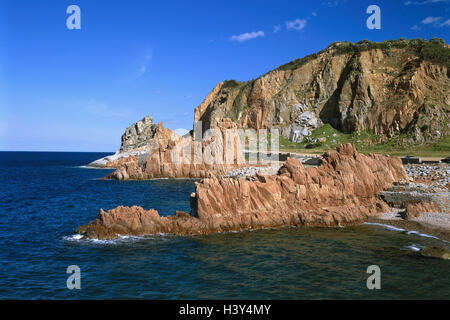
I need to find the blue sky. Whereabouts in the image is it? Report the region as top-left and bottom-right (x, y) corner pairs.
(0, 0), (449, 151)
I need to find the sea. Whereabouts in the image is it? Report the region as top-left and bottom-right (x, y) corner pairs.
(0, 151), (448, 299)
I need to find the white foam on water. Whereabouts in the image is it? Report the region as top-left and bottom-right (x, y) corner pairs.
(62, 233), (167, 244)
(77, 165), (113, 170)
(404, 244), (423, 252)
(62, 234), (84, 241)
(406, 230), (439, 239)
(363, 222), (442, 241)
(363, 222), (405, 232)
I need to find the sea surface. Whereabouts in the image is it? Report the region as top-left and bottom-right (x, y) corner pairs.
(0, 151), (448, 299)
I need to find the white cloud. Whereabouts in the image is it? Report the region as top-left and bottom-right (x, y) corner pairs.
(312, 12), (317, 16)
(440, 19), (450, 26)
(135, 48), (152, 79)
(415, 16), (449, 28)
(422, 16), (442, 24)
(404, 0), (448, 5)
(230, 31), (265, 42)
(273, 25), (282, 33)
(325, 1), (339, 7)
(137, 65), (146, 77)
(286, 19), (307, 31)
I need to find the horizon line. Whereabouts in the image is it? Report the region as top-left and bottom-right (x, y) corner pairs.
(0, 150), (116, 153)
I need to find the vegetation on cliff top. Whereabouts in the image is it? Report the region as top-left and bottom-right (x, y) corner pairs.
(218, 38), (449, 157)
(277, 38), (450, 71)
(279, 124), (450, 158)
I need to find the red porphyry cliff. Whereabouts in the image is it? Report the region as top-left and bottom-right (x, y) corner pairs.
(78, 144), (408, 239)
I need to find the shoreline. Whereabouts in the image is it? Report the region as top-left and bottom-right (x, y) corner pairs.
(368, 210), (450, 242)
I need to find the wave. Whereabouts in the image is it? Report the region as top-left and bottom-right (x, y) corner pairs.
(363, 222), (405, 232)
(403, 244), (424, 252)
(77, 165), (114, 170)
(62, 233), (169, 244)
(406, 230), (439, 239)
(363, 222), (441, 240)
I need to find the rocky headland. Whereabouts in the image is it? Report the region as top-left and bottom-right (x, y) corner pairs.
(194, 38), (449, 145)
(78, 144), (413, 239)
(79, 39), (449, 248)
(87, 116), (181, 169)
(105, 118), (247, 179)
(87, 38), (449, 181)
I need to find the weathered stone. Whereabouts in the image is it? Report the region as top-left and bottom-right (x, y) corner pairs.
(403, 201), (442, 219)
(120, 116), (159, 153)
(78, 144), (408, 239)
(194, 40), (449, 144)
(106, 118), (245, 179)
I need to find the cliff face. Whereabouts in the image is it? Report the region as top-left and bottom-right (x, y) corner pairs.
(195, 39), (449, 144)
(107, 118), (245, 179)
(78, 144), (408, 239)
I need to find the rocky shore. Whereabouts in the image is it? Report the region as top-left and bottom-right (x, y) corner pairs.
(372, 162), (450, 241)
(405, 163), (450, 188)
(78, 144), (409, 239)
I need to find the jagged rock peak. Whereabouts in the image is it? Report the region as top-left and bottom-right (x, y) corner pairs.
(119, 116), (159, 153)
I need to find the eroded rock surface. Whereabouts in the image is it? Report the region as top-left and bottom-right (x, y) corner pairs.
(380, 181), (449, 214)
(78, 144), (408, 239)
(106, 118), (246, 179)
(87, 117), (180, 168)
(120, 116), (159, 153)
(403, 201), (442, 220)
(194, 39), (449, 144)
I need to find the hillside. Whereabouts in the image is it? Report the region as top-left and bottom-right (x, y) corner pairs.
(194, 38), (450, 153)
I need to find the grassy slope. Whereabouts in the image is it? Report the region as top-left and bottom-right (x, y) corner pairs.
(279, 124), (450, 158)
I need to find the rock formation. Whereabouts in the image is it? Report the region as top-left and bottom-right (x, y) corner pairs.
(119, 116), (159, 153)
(106, 118), (246, 179)
(87, 117), (180, 168)
(88, 39), (449, 178)
(403, 201), (442, 220)
(194, 39), (449, 144)
(379, 181), (449, 213)
(78, 144), (408, 239)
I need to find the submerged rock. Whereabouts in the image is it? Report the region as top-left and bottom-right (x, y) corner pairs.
(419, 246), (450, 260)
(78, 144), (408, 239)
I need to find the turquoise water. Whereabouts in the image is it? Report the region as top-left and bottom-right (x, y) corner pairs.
(0, 151), (448, 299)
